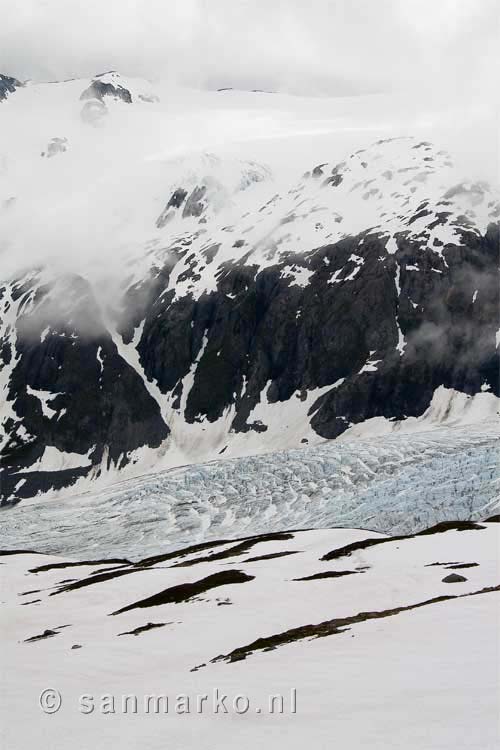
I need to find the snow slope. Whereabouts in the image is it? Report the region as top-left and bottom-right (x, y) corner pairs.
(1, 520), (498, 750)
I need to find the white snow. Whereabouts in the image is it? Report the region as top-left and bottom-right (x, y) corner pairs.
(336, 387), (500, 445)
(26, 386), (63, 419)
(280, 265), (313, 287)
(358, 355), (382, 374)
(17, 445), (93, 473)
(96, 346), (104, 374)
(395, 321), (406, 355)
(0, 521), (498, 750)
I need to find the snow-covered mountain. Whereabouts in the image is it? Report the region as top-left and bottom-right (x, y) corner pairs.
(1, 73), (499, 504)
(1, 518), (499, 750)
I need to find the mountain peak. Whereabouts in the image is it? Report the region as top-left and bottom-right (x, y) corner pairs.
(0, 73), (23, 102)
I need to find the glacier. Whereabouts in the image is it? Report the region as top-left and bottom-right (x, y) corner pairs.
(1, 421), (498, 560)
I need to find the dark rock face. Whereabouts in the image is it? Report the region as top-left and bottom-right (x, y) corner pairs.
(80, 79), (132, 104)
(442, 573), (467, 583)
(311, 225), (500, 437)
(1, 220), (498, 504)
(0, 73), (22, 102)
(134, 224), (499, 439)
(0, 275), (169, 504)
(183, 185), (208, 218)
(156, 189), (188, 228)
(155, 178), (230, 227)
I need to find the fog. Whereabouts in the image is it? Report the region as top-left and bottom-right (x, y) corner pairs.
(1, 0), (498, 97)
(0, 0), (498, 290)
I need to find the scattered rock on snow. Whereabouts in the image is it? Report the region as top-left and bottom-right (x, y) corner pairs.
(442, 573), (467, 583)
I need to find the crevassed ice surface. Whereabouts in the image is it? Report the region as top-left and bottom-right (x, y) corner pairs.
(1, 424), (498, 560)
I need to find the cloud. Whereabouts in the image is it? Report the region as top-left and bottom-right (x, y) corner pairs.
(0, 0), (498, 96)
(0, 0), (497, 296)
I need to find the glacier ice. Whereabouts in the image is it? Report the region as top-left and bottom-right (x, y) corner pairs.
(1, 423), (498, 560)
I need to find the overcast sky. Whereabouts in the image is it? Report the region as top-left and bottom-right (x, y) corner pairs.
(1, 0), (498, 95)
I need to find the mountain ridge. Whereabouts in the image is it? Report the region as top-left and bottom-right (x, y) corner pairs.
(0, 76), (498, 504)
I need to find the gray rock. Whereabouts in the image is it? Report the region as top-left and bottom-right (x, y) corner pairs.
(0, 73), (22, 102)
(442, 573), (467, 583)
